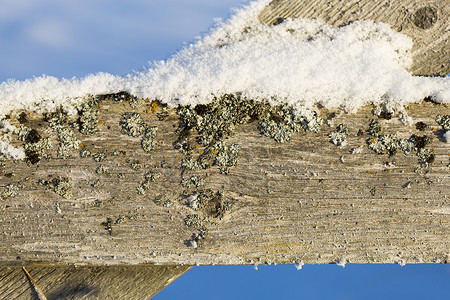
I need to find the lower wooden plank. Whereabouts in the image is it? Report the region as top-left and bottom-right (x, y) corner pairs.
(0, 265), (190, 300)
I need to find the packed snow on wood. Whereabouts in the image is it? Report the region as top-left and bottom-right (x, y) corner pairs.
(0, 0), (449, 157)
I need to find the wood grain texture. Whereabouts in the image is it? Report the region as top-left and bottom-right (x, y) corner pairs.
(0, 265), (190, 300)
(259, 0), (449, 76)
(0, 100), (449, 266)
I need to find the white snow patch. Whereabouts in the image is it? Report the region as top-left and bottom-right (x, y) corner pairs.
(397, 259), (406, 267)
(0, 0), (449, 118)
(295, 261), (304, 270)
(335, 258), (346, 268)
(0, 140), (25, 160)
(443, 131), (450, 143)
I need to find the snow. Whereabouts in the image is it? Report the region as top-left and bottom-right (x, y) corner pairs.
(443, 131), (450, 143)
(295, 261), (304, 270)
(0, 140), (25, 160)
(0, 0), (449, 118)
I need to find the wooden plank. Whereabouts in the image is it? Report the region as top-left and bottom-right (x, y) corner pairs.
(0, 98), (448, 266)
(0, 265), (190, 300)
(258, 0), (449, 76)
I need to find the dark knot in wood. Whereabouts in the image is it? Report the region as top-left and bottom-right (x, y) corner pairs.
(413, 6), (438, 29)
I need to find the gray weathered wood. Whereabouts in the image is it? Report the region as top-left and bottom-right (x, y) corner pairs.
(259, 0), (449, 76)
(0, 265), (190, 300)
(1, 100), (448, 266)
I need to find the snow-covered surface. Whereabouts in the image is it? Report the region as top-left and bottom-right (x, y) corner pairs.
(0, 0), (448, 117)
(0, 140), (25, 160)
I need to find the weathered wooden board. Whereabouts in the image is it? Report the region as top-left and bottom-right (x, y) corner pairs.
(0, 265), (190, 300)
(259, 0), (449, 76)
(0, 99), (448, 267)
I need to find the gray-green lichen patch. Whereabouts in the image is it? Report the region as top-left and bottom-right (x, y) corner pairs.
(136, 182), (149, 195)
(76, 96), (101, 135)
(130, 160), (142, 171)
(181, 176), (205, 188)
(163, 200), (174, 207)
(184, 214), (204, 228)
(258, 118), (293, 143)
(366, 120), (436, 166)
(136, 171), (160, 194)
(436, 115), (449, 130)
(45, 108), (80, 158)
(100, 213), (142, 235)
(417, 148), (435, 166)
(0, 183), (21, 198)
(368, 119), (382, 137)
(96, 165), (109, 174)
(156, 105), (170, 121)
(329, 124), (349, 146)
(144, 171), (160, 182)
(177, 94), (268, 146)
(120, 112), (146, 137)
(16, 125), (53, 164)
(128, 96), (144, 109)
(79, 148), (91, 158)
(54, 178), (72, 199)
(258, 105), (322, 143)
(54, 126), (80, 158)
(93, 151), (107, 162)
(213, 141), (239, 174)
(90, 179), (102, 188)
(141, 126), (158, 153)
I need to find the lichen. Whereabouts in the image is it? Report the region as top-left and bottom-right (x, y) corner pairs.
(0, 184), (20, 198)
(368, 120), (382, 137)
(329, 124), (349, 146)
(141, 126), (158, 153)
(96, 165), (109, 174)
(181, 176), (205, 188)
(184, 214), (204, 228)
(16, 125), (53, 164)
(144, 171), (160, 182)
(77, 97), (101, 135)
(54, 126), (80, 158)
(163, 200), (174, 207)
(120, 112), (146, 137)
(130, 160), (142, 171)
(436, 115), (450, 130)
(213, 141), (239, 174)
(258, 105), (322, 143)
(160, 160), (169, 168)
(54, 178), (72, 199)
(79, 148), (91, 158)
(258, 118), (292, 143)
(417, 148), (435, 166)
(156, 105), (170, 121)
(93, 151), (106, 162)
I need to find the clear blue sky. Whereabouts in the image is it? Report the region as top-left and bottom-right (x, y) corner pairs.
(1, 1), (448, 299)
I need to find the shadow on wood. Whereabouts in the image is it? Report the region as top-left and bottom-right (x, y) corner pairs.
(0, 265), (190, 300)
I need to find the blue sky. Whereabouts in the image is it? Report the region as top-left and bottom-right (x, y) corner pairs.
(1, 1), (448, 299)
(0, 0), (244, 81)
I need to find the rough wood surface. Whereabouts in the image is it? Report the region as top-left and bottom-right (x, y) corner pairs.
(1, 99), (449, 266)
(259, 0), (449, 76)
(0, 265), (190, 300)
